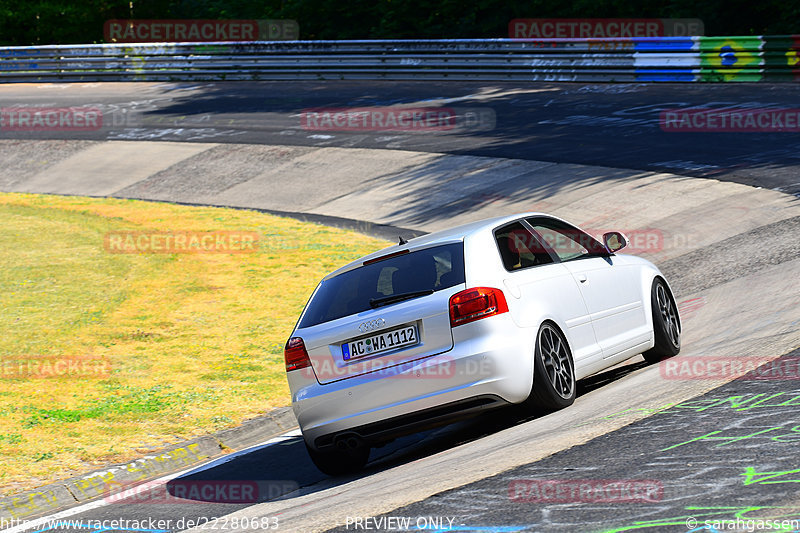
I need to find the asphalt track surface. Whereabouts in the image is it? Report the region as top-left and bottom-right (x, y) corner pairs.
(1, 81), (799, 533)
(327, 349), (800, 533)
(1, 81), (799, 195)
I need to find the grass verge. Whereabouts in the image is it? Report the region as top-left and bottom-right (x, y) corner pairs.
(0, 192), (388, 495)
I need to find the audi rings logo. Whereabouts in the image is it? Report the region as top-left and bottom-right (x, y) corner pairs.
(358, 318), (386, 333)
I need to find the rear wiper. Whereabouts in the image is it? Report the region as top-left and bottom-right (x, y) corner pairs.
(369, 290), (434, 309)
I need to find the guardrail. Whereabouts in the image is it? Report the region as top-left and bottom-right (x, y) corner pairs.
(0, 36), (798, 82)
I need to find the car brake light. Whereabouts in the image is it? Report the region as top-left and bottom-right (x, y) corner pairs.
(449, 287), (509, 327)
(285, 337), (311, 371)
(363, 249), (409, 266)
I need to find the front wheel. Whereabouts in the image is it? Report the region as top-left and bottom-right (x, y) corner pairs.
(642, 278), (681, 363)
(524, 322), (576, 412)
(305, 442), (370, 477)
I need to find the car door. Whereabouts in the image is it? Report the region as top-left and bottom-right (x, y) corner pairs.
(525, 217), (646, 358)
(494, 221), (601, 366)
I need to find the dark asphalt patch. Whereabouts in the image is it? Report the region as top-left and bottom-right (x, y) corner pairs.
(2, 82), (800, 194)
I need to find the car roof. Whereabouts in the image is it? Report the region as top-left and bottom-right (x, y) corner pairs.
(322, 212), (550, 280)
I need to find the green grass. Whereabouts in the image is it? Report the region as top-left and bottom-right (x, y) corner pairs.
(0, 192), (388, 494)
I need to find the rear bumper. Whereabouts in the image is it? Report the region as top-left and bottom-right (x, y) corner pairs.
(287, 314), (534, 450)
(314, 394), (509, 449)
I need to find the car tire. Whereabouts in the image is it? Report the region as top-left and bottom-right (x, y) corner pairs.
(305, 441), (370, 477)
(642, 277), (681, 363)
(524, 322), (576, 412)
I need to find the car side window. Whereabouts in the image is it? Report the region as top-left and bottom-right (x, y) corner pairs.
(526, 217), (607, 263)
(494, 222), (554, 271)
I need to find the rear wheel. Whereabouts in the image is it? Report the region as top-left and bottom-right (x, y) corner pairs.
(524, 322), (576, 412)
(643, 278), (681, 363)
(305, 441), (370, 477)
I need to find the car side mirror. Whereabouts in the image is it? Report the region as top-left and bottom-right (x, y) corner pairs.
(602, 231), (628, 253)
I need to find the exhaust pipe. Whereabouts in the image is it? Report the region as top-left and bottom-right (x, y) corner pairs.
(333, 433), (363, 450)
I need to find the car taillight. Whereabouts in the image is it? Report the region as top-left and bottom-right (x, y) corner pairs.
(449, 287), (509, 327)
(284, 337), (311, 372)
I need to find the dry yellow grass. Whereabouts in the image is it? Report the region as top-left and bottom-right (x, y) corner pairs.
(0, 192), (388, 494)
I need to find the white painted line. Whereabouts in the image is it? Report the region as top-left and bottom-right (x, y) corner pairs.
(0, 430), (301, 533)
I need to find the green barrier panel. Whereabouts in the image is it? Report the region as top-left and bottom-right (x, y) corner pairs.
(763, 35), (800, 81)
(699, 36), (764, 82)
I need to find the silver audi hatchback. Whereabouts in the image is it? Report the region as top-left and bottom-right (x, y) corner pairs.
(285, 213), (681, 475)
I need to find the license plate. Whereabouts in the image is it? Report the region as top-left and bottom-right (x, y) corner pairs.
(342, 325), (418, 361)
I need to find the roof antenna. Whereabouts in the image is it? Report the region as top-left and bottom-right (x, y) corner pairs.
(398, 236), (408, 245)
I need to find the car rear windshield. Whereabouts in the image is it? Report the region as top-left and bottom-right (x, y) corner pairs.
(298, 242), (465, 328)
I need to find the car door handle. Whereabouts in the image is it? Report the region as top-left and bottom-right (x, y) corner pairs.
(577, 274), (587, 283)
